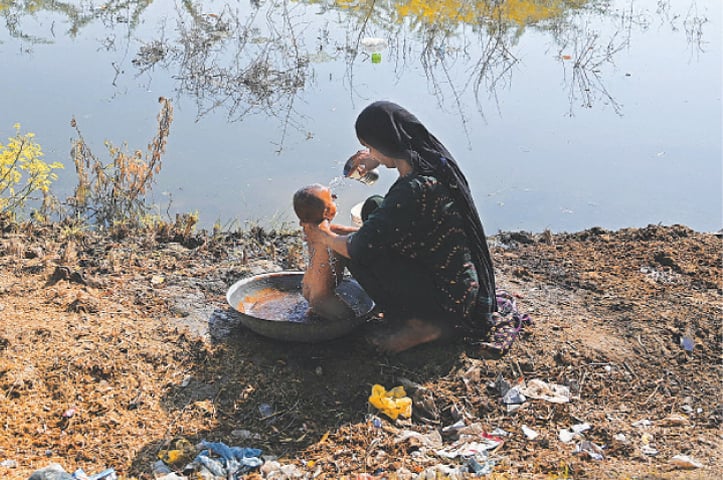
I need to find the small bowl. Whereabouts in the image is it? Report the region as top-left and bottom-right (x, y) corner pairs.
(226, 271), (374, 342)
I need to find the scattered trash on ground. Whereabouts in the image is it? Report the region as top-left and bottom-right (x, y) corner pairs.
(640, 432), (659, 456)
(574, 441), (605, 461)
(669, 454), (704, 469)
(27, 464), (118, 480)
(368, 384), (413, 420)
(519, 379), (571, 403)
(2, 224), (720, 479)
(680, 336), (695, 352)
(558, 423), (591, 443)
(491, 375), (527, 413)
(521, 425), (539, 440)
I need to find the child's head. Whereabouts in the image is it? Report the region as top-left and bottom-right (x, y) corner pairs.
(293, 184), (338, 223)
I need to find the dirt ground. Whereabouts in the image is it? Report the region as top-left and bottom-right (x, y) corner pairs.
(0, 222), (720, 479)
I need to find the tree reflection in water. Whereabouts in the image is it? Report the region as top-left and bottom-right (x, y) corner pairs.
(0, 0), (713, 133)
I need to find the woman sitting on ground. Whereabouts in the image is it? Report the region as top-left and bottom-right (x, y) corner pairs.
(303, 101), (498, 353)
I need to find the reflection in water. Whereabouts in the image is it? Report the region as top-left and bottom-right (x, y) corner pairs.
(1, 0), (717, 231)
(174, 1), (307, 127)
(551, 12), (631, 116)
(1, 0), (712, 128)
(0, 0), (150, 42)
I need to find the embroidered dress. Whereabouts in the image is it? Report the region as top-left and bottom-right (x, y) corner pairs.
(348, 174), (492, 332)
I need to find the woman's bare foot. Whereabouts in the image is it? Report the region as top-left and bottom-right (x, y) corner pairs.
(368, 318), (446, 354)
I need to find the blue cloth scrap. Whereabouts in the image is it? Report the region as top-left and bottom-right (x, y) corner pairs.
(197, 440), (263, 474)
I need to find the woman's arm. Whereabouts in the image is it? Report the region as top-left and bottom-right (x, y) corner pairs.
(303, 220), (352, 258)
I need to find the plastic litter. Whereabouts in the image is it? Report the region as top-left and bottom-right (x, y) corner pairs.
(502, 387), (526, 409)
(441, 419), (466, 437)
(359, 37), (387, 64)
(670, 454), (703, 469)
(631, 419), (652, 428)
(494, 374), (527, 412)
(195, 454), (226, 477)
(574, 440), (605, 461)
(72, 468), (117, 480)
(680, 336), (694, 352)
(152, 438), (263, 478)
(465, 455), (496, 476)
(261, 460), (305, 479)
(521, 425), (539, 440)
(27, 464), (74, 480)
(436, 431), (504, 459)
(417, 464), (466, 479)
(558, 429), (576, 443)
(395, 429), (443, 449)
(368, 384), (412, 420)
(437, 440), (502, 459)
(640, 432), (658, 456)
(559, 423), (591, 443)
(360, 37), (388, 53)
(438, 422), (505, 458)
(572, 422), (591, 433)
(519, 379), (571, 403)
(258, 403), (274, 418)
(641, 445), (659, 456)
(1, 459), (17, 468)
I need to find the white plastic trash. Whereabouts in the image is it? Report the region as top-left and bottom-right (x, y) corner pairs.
(521, 425), (539, 440)
(360, 37), (388, 53)
(670, 455), (703, 469)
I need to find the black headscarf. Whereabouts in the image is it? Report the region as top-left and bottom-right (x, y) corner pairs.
(355, 100), (497, 313)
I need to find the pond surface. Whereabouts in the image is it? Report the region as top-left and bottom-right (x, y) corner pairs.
(1, 0), (720, 233)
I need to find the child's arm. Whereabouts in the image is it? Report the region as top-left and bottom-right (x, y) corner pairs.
(330, 224), (359, 235)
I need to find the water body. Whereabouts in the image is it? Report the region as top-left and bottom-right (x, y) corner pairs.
(1, 0), (720, 233)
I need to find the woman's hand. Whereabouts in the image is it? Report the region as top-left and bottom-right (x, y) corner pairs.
(303, 220), (352, 259)
(344, 149), (380, 178)
(303, 219), (332, 245)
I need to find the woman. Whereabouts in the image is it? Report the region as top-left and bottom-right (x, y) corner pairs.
(303, 101), (497, 353)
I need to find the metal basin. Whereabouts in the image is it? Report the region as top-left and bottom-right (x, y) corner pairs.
(226, 271), (374, 342)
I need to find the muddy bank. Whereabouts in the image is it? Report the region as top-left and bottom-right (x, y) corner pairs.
(0, 223), (720, 479)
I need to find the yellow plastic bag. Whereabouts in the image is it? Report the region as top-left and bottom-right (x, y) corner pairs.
(368, 384), (412, 420)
